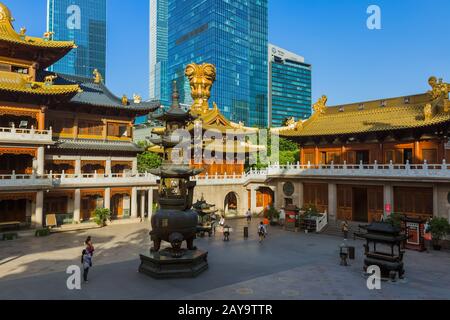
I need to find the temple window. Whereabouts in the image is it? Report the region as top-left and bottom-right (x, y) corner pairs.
(107, 123), (130, 138)
(422, 149), (438, 164)
(79, 120), (103, 136)
(11, 65), (28, 74)
(48, 118), (74, 135)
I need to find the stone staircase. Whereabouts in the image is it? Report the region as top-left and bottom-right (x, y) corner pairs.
(320, 220), (366, 239)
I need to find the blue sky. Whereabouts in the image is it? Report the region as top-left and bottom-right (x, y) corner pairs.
(6, 0), (450, 106)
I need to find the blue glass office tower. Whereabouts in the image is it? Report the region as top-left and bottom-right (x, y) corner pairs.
(149, 0), (169, 105)
(47, 0), (107, 79)
(268, 44), (312, 127)
(167, 0), (268, 127)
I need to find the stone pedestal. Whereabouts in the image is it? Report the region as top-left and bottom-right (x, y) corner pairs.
(139, 249), (208, 279)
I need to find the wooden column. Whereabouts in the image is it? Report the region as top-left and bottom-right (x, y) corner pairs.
(341, 145), (346, 164)
(38, 107), (47, 131)
(414, 141), (421, 164)
(73, 117), (79, 139)
(315, 146), (319, 165)
(300, 147), (305, 165)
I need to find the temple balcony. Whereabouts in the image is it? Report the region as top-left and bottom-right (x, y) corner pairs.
(265, 160), (450, 182)
(0, 172), (53, 190)
(52, 172), (158, 188)
(0, 126), (53, 145)
(0, 171), (158, 190)
(190, 160), (450, 184)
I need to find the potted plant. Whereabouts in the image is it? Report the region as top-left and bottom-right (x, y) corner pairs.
(385, 212), (403, 229)
(428, 217), (450, 250)
(266, 206), (280, 226)
(94, 208), (111, 227)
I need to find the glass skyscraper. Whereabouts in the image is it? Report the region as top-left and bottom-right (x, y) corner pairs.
(268, 44), (312, 127)
(47, 0), (107, 79)
(165, 0), (268, 127)
(149, 0), (169, 105)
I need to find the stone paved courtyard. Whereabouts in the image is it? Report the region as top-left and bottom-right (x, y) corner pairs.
(0, 219), (449, 300)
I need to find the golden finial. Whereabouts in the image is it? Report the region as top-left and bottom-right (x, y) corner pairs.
(313, 95), (328, 114)
(185, 63), (216, 114)
(44, 75), (57, 86)
(93, 69), (103, 84)
(284, 117), (296, 127)
(43, 31), (54, 41)
(133, 94), (142, 104)
(428, 76), (449, 101)
(122, 95), (128, 106)
(19, 27), (26, 36)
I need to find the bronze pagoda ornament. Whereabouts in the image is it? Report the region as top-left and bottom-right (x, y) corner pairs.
(139, 81), (208, 279)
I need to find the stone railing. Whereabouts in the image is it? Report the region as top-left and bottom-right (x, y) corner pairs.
(0, 171), (158, 189)
(0, 172), (53, 189)
(53, 171), (158, 187)
(266, 160), (450, 180)
(0, 126), (53, 144)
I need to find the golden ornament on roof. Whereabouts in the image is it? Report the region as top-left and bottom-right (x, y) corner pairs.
(428, 76), (449, 101)
(185, 63), (216, 114)
(313, 95), (328, 114)
(93, 69), (103, 84)
(133, 94), (142, 104)
(43, 31), (54, 41)
(122, 95), (128, 106)
(44, 75), (57, 86)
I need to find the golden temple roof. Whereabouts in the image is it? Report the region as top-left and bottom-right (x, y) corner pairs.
(272, 78), (450, 138)
(0, 71), (80, 96)
(188, 103), (259, 134)
(0, 3), (76, 68)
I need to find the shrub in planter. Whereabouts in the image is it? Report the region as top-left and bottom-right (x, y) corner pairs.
(2, 232), (18, 241)
(35, 228), (50, 237)
(429, 217), (450, 250)
(385, 212), (403, 229)
(94, 208), (111, 227)
(265, 206), (280, 225)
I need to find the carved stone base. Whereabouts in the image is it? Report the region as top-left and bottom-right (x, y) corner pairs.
(139, 249), (208, 279)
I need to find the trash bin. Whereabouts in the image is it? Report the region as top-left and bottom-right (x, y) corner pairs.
(244, 226), (249, 239)
(348, 246), (355, 260)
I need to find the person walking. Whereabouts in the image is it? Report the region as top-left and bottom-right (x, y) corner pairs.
(81, 246), (93, 283)
(85, 236), (95, 256)
(258, 222), (267, 243)
(246, 209), (252, 224)
(341, 220), (349, 240)
(210, 212), (217, 235)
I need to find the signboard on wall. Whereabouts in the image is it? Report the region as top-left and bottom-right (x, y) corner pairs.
(385, 204), (392, 215)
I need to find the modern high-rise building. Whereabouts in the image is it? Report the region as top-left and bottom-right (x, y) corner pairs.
(164, 0), (268, 127)
(47, 0), (107, 79)
(268, 44), (312, 127)
(149, 0), (169, 105)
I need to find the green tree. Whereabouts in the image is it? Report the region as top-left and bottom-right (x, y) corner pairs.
(137, 141), (162, 172)
(247, 136), (299, 170)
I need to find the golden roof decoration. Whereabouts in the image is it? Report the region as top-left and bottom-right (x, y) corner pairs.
(185, 63), (216, 114)
(133, 94), (142, 104)
(0, 70), (80, 96)
(122, 95), (128, 106)
(0, 3), (76, 50)
(313, 95), (328, 114)
(93, 69), (103, 84)
(427, 76), (449, 101)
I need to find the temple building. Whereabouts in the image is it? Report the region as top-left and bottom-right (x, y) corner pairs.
(269, 78), (450, 223)
(0, 3), (158, 228)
